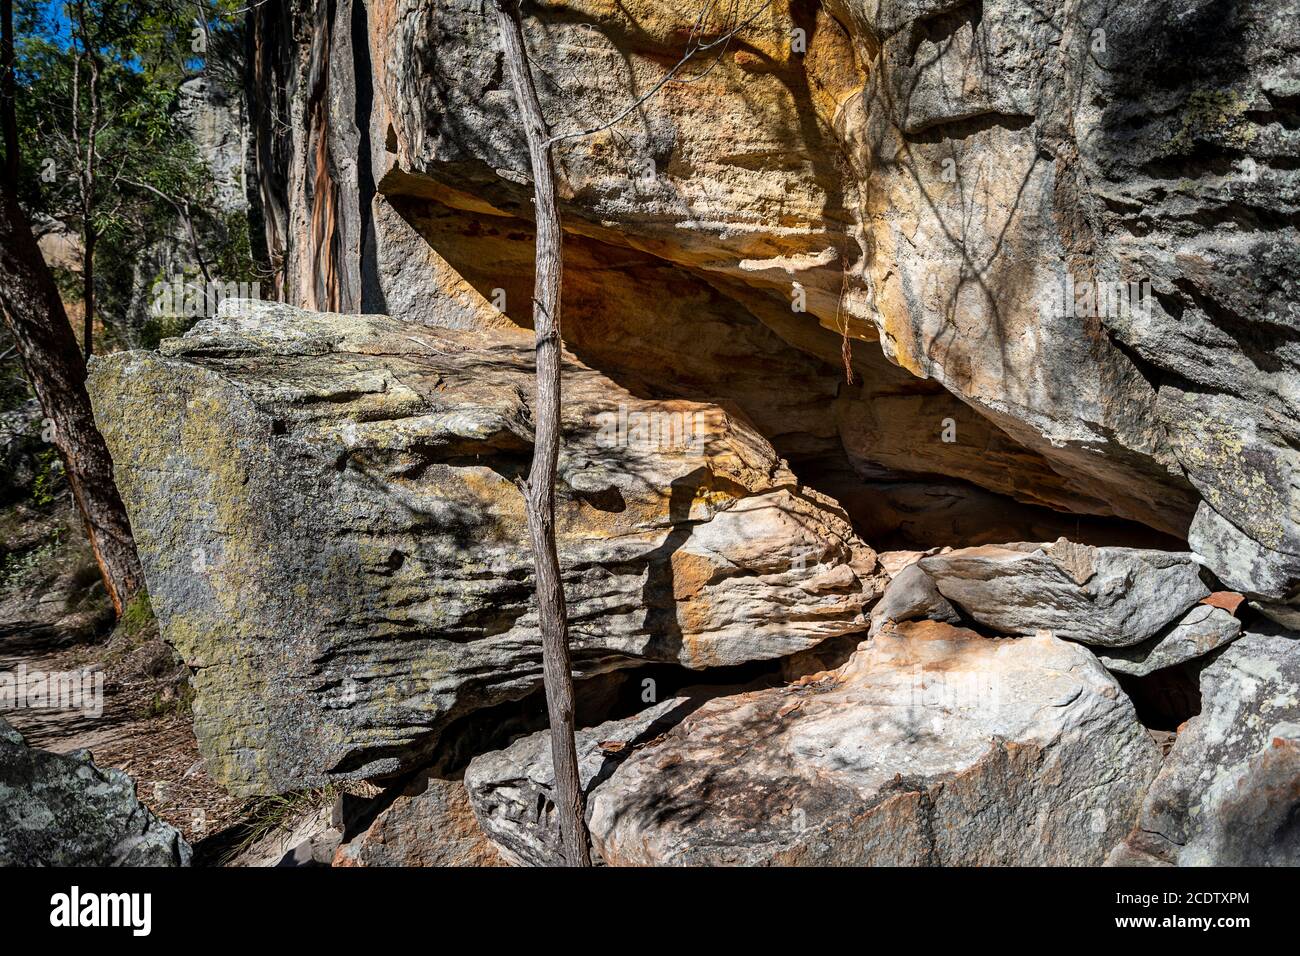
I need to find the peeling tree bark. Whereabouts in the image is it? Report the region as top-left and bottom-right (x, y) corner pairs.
(491, 0), (592, 867)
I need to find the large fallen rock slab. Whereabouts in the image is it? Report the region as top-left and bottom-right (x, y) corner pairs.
(918, 540), (1209, 646)
(1096, 603), (1242, 678)
(466, 621), (1161, 866)
(0, 717), (191, 866)
(87, 299), (881, 795)
(1110, 627), (1300, 866)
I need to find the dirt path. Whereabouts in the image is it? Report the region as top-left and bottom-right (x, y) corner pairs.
(1, 627), (244, 845)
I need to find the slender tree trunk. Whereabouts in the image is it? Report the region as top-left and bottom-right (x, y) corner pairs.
(73, 0), (100, 359)
(0, 0), (144, 616)
(491, 0), (591, 867)
(82, 228), (96, 359)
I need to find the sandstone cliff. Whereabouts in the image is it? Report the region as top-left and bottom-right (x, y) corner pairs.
(244, 0), (1299, 615)
(81, 0), (1300, 866)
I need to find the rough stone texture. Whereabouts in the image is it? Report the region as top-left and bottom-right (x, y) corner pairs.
(120, 0), (1300, 863)
(1111, 627), (1300, 866)
(241, 0), (1299, 553)
(918, 540), (1209, 646)
(87, 298), (881, 795)
(177, 74), (250, 216)
(1096, 603), (1242, 677)
(248, 0), (1300, 592)
(464, 696), (689, 867)
(333, 774), (503, 867)
(1189, 502), (1300, 622)
(1178, 736), (1300, 866)
(0, 716), (191, 866)
(864, 0), (1300, 587)
(466, 621), (1161, 866)
(868, 561), (961, 637)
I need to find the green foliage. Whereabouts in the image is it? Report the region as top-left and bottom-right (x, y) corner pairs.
(137, 310), (198, 352)
(30, 447), (61, 506)
(0, 349), (33, 415)
(11, 0), (261, 346)
(210, 208), (261, 286)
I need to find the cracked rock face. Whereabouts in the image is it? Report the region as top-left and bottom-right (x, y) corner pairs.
(1110, 627), (1300, 866)
(850, 0), (1300, 568)
(1096, 603), (1242, 678)
(915, 540), (1210, 646)
(465, 621), (1161, 866)
(0, 718), (191, 866)
(250, 0), (1299, 597)
(87, 299), (881, 795)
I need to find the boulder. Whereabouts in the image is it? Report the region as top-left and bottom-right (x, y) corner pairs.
(0, 717), (191, 866)
(87, 299), (882, 795)
(1178, 737), (1300, 867)
(333, 774), (503, 867)
(1110, 627), (1300, 866)
(918, 540), (1209, 646)
(466, 621), (1161, 866)
(868, 562), (962, 637)
(1189, 503), (1300, 631)
(1096, 603), (1242, 678)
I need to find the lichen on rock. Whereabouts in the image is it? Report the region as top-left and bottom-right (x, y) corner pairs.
(87, 298), (883, 795)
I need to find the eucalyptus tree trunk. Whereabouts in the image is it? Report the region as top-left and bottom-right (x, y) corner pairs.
(490, 0), (592, 867)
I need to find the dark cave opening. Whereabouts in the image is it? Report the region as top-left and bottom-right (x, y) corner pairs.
(1113, 664), (1203, 735)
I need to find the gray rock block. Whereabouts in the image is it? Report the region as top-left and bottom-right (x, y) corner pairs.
(0, 717), (191, 866)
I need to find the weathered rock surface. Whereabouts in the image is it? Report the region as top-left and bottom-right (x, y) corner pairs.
(464, 696), (690, 867)
(466, 621), (1161, 866)
(851, 0), (1300, 573)
(88, 299), (881, 795)
(918, 540), (1209, 646)
(1096, 603), (1242, 678)
(248, 0), (1300, 596)
(1189, 502), (1300, 628)
(334, 773), (504, 867)
(124, 0), (1300, 865)
(1110, 627), (1300, 866)
(0, 717), (191, 866)
(868, 561), (961, 637)
(245, 0), (1294, 551)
